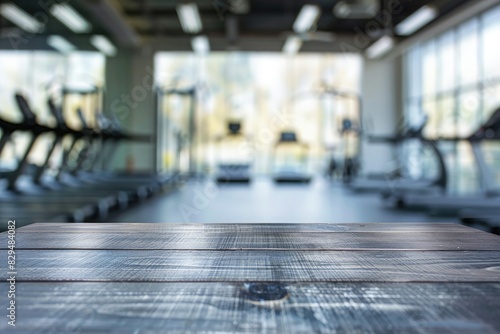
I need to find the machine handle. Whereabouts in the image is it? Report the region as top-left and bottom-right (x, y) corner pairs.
(14, 94), (36, 122)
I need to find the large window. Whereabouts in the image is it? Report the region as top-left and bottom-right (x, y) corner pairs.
(404, 5), (500, 194)
(155, 52), (362, 174)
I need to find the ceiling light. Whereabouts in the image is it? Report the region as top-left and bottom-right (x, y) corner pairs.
(176, 3), (202, 34)
(50, 3), (91, 33)
(283, 35), (303, 54)
(90, 35), (117, 57)
(365, 35), (395, 59)
(334, 3), (351, 17)
(228, 0), (250, 14)
(395, 5), (438, 36)
(47, 35), (76, 54)
(333, 0), (379, 19)
(300, 31), (336, 42)
(0, 3), (43, 33)
(293, 5), (321, 33)
(191, 35), (210, 54)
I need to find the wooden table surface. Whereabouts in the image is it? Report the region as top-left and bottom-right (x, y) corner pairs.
(1, 222), (500, 333)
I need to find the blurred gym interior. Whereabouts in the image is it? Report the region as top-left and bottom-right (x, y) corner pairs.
(1, 0), (499, 231)
(1, 0), (500, 332)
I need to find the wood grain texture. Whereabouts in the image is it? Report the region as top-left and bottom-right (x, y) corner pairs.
(3, 230), (500, 251)
(1, 223), (499, 332)
(17, 222), (478, 234)
(2, 249), (500, 282)
(1, 282), (499, 333)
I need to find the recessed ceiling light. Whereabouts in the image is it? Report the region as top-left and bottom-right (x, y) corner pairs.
(228, 0), (250, 14)
(191, 35), (210, 54)
(47, 35), (76, 54)
(90, 35), (117, 57)
(176, 3), (202, 34)
(0, 3), (44, 33)
(333, 0), (379, 19)
(50, 3), (92, 33)
(283, 35), (303, 54)
(293, 5), (321, 33)
(395, 5), (439, 36)
(365, 35), (395, 59)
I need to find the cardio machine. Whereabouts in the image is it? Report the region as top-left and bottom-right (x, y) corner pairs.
(272, 131), (312, 183)
(0, 94), (115, 227)
(0, 89), (169, 230)
(388, 108), (500, 214)
(215, 121), (252, 183)
(349, 116), (447, 196)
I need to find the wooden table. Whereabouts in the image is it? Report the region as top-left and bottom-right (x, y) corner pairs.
(1, 222), (500, 333)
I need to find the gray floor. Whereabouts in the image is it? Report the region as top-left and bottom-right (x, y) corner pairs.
(110, 178), (458, 224)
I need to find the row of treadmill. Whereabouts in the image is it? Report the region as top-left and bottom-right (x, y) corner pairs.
(215, 122), (313, 184)
(0, 89), (177, 232)
(348, 108), (500, 234)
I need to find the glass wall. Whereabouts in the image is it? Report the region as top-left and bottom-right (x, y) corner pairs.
(0, 51), (105, 169)
(404, 5), (500, 194)
(155, 52), (362, 175)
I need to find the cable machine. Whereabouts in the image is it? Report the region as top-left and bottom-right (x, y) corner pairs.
(273, 87), (362, 183)
(155, 85), (197, 177)
(321, 87), (363, 183)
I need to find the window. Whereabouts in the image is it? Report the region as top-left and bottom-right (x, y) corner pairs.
(404, 5), (500, 194)
(458, 19), (479, 88)
(482, 6), (500, 82)
(154, 52), (362, 174)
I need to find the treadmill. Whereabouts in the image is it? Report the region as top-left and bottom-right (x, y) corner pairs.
(272, 131), (312, 183)
(58, 107), (157, 203)
(86, 112), (175, 193)
(0, 94), (119, 224)
(44, 88), (173, 204)
(390, 108), (500, 214)
(65, 86), (176, 196)
(350, 116), (447, 196)
(215, 122), (252, 183)
(0, 108), (88, 227)
(0, 91), (173, 230)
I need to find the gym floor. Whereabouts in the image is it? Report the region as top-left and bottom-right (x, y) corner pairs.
(110, 178), (457, 224)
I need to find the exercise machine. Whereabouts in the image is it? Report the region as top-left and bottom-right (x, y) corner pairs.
(215, 121), (252, 183)
(0, 89), (176, 230)
(339, 118), (360, 183)
(272, 131), (312, 183)
(0, 94), (116, 225)
(388, 108), (500, 214)
(155, 85), (199, 178)
(350, 116), (447, 196)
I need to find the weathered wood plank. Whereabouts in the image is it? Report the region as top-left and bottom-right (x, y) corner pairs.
(2, 250), (500, 282)
(0, 223), (498, 332)
(16, 222), (477, 234)
(3, 231), (500, 251)
(1, 282), (499, 333)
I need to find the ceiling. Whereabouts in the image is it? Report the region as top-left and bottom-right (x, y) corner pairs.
(0, 0), (477, 53)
